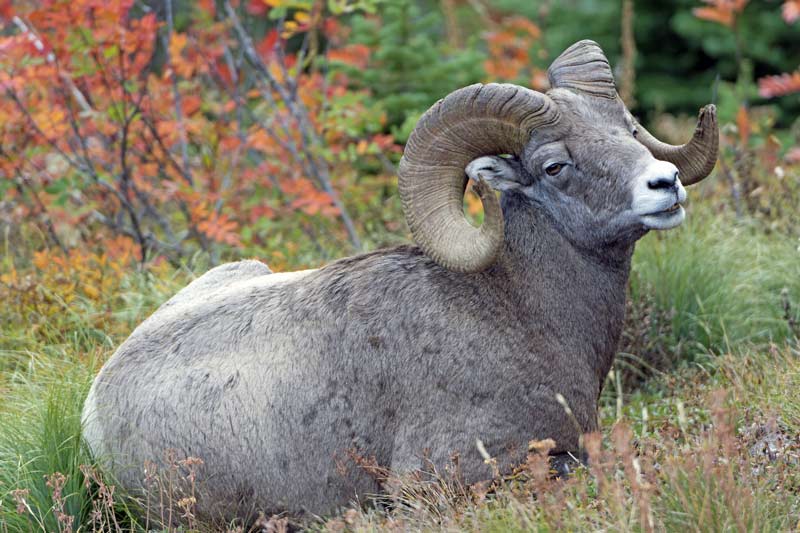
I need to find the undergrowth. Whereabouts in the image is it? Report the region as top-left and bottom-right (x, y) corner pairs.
(620, 210), (800, 383)
(1, 203), (798, 531)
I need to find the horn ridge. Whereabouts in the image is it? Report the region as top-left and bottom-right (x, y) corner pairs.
(547, 39), (617, 99)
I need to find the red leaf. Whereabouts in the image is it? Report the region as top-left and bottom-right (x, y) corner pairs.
(758, 71), (800, 98)
(246, 0), (269, 16)
(198, 0), (216, 16)
(783, 0), (800, 23)
(328, 44), (370, 69)
(0, 0), (13, 20)
(182, 94), (202, 116)
(256, 29), (279, 61)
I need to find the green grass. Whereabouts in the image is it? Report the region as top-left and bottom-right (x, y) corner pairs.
(0, 263), (180, 532)
(623, 210), (800, 374)
(0, 355), (94, 532)
(1, 206), (798, 531)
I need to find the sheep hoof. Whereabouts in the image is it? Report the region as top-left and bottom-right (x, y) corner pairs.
(550, 451), (585, 478)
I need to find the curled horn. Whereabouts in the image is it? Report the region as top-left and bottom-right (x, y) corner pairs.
(548, 40), (718, 185)
(398, 83), (559, 273)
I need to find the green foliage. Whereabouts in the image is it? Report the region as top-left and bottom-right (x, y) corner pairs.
(335, 0), (485, 139)
(487, 0), (800, 121)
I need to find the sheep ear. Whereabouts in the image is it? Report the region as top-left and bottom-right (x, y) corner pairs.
(466, 156), (525, 193)
(547, 40), (618, 99)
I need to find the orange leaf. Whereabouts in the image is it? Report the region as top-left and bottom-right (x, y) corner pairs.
(169, 33), (187, 63)
(693, 0), (748, 27)
(736, 105), (750, 146)
(328, 44), (370, 69)
(182, 94), (202, 116)
(693, 6), (734, 26)
(465, 190), (483, 216)
(220, 135), (241, 152)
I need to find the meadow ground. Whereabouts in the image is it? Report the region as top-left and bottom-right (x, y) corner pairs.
(1, 194), (799, 532)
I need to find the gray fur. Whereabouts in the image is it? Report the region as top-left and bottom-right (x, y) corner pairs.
(82, 80), (694, 523)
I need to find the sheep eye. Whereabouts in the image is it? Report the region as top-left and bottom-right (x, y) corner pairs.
(545, 163), (564, 176)
(632, 127), (638, 137)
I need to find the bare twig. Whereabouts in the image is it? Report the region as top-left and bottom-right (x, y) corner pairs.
(717, 156), (743, 219)
(161, 0), (195, 187)
(10, 169), (67, 253)
(12, 16), (93, 113)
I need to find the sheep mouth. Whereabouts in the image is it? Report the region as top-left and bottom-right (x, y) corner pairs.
(644, 201), (682, 217)
(661, 202), (682, 215)
(640, 202), (686, 230)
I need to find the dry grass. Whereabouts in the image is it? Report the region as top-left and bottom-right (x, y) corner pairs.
(314, 351), (799, 532)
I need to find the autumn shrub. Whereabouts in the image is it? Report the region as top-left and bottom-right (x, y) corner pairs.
(0, 0), (405, 269)
(0, 235), (181, 379)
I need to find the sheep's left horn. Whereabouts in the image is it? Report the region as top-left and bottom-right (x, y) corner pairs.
(633, 105), (719, 186)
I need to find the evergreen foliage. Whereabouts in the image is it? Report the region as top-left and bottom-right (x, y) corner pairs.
(332, 0), (486, 140)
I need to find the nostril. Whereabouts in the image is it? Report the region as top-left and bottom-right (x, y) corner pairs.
(648, 175), (677, 190)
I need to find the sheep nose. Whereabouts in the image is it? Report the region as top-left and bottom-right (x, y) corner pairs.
(647, 171), (679, 190)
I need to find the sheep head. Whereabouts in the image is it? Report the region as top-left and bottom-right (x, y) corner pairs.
(398, 40), (718, 273)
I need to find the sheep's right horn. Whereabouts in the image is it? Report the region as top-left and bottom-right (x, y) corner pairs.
(634, 104), (719, 186)
(398, 83), (559, 273)
(547, 39), (718, 185)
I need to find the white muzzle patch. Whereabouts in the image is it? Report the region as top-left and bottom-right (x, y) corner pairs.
(631, 160), (687, 230)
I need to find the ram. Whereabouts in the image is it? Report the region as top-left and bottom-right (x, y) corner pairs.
(82, 40), (718, 523)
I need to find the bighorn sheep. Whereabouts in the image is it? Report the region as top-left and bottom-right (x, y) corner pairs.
(82, 40), (718, 522)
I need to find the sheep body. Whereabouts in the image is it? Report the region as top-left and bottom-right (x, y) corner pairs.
(83, 195), (628, 519)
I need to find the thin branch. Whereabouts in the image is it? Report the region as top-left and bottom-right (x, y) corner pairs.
(717, 156), (743, 219)
(10, 168), (67, 253)
(12, 16), (93, 113)
(161, 0), (195, 187)
(5, 89), (86, 173)
(217, 41), (246, 214)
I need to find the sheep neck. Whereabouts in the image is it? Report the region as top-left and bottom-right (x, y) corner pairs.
(492, 194), (634, 385)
